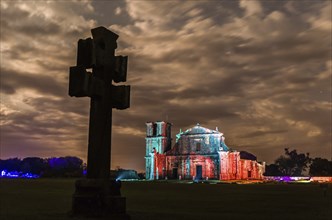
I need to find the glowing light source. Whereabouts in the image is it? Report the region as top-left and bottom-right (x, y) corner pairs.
(0, 170), (39, 179)
(264, 176), (312, 182)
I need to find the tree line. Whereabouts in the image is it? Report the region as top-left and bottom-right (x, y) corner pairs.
(264, 148), (332, 176)
(0, 156), (84, 177)
(1, 150), (331, 178)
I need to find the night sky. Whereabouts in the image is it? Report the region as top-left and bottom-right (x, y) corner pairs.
(1, 0), (331, 172)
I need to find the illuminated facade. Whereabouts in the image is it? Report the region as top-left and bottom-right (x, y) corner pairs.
(145, 122), (265, 180)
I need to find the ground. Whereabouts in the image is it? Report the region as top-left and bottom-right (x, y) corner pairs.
(0, 179), (331, 220)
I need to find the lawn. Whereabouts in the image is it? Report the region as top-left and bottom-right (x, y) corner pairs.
(0, 179), (331, 220)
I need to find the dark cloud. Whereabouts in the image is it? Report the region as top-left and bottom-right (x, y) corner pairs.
(1, 67), (66, 96)
(1, 0), (331, 171)
(90, 0), (134, 27)
(239, 129), (289, 139)
(17, 21), (61, 37)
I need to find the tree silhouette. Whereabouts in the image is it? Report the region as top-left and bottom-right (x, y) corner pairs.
(21, 157), (47, 175)
(0, 158), (21, 172)
(274, 148), (311, 176)
(0, 156), (83, 177)
(264, 164), (283, 176)
(309, 158), (332, 176)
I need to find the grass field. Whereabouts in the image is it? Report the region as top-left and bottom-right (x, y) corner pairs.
(0, 179), (331, 220)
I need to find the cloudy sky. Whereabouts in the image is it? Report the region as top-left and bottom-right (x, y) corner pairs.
(1, 0), (331, 171)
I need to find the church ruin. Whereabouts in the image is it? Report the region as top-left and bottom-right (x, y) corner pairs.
(145, 121), (265, 180)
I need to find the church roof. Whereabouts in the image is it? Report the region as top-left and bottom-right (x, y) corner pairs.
(240, 151), (257, 161)
(182, 123), (221, 135)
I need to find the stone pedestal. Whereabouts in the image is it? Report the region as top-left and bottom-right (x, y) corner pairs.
(71, 179), (130, 219)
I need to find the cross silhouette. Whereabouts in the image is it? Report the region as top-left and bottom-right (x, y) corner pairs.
(68, 27), (130, 218)
(69, 26), (130, 179)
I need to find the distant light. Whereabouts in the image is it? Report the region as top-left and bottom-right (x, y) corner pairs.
(116, 174), (125, 181)
(264, 176), (312, 183)
(0, 170), (39, 179)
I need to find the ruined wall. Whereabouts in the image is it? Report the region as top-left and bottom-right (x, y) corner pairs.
(145, 153), (154, 180)
(219, 151), (265, 180)
(145, 121), (172, 180)
(165, 155), (219, 179)
(153, 152), (166, 179)
(164, 151), (264, 180)
(163, 127), (224, 179)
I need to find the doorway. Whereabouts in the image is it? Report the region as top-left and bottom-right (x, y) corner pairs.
(196, 165), (202, 180)
(172, 168), (178, 179)
(248, 170), (252, 178)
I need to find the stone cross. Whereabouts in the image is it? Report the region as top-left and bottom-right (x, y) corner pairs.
(69, 26), (130, 179)
(68, 27), (130, 218)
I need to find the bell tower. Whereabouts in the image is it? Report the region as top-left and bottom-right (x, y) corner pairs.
(145, 121), (172, 180)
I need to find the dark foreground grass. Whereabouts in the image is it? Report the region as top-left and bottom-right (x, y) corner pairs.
(0, 179), (331, 220)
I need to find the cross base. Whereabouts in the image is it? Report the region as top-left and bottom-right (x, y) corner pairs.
(70, 179), (130, 219)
